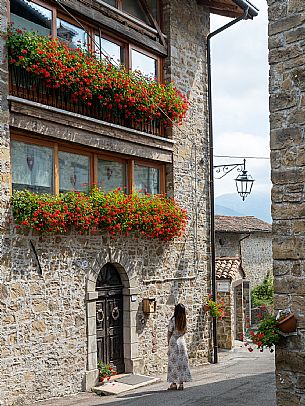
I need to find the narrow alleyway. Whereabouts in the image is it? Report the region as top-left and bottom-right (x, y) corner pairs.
(36, 343), (276, 406)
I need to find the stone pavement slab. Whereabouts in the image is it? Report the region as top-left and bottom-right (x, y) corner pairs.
(91, 375), (161, 395)
(35, 343), (276, 406)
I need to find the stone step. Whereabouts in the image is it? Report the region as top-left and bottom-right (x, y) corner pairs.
(92, 374), (161, 396)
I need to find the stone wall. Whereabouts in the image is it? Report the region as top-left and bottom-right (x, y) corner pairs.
(216, 291), (233, 349)
(241, 233), (273, 288)
(216, 231), (272, 289)
(0, 0), (11, 402)
(268, 0), (305, 404)
(0, 1), (211, 404)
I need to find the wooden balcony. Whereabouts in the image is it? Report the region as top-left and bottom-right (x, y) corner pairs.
(9, 65), (166, 138)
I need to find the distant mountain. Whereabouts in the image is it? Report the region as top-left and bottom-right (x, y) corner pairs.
(215, 191), (272, 223)
(215, 204), (243, 217)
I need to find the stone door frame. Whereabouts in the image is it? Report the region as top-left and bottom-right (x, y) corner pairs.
(84, 250), (142, 390)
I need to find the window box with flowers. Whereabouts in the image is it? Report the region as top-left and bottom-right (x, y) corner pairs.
(7, 29), (189, 136)
(11, 187), (188, 241)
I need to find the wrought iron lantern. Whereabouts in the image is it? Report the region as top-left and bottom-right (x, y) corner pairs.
(214, 158), (254, 201)
(235, 167), (254, 201)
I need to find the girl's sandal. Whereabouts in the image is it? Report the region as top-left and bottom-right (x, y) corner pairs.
(168, 383), (177, 390)
(178, 384), (184, 390)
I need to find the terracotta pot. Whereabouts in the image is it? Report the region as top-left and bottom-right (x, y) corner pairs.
(203, 304), (210, 313)
(277, 313), (297, 333)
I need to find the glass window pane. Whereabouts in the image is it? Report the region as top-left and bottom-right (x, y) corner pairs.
(134, 164), (160, 195)
(103, 0), (117, 6)
(10, 0), (52, 35)
(59, 151), (90, 193)
(98, 159), (126, 193)
(123, 0), (149, 24)
(94, 35), (122, 64)
(11, 140), (54, 194)
(131, 49), (157, 78)
(57, 18), (88, 49)
(148, 0), (158, 21)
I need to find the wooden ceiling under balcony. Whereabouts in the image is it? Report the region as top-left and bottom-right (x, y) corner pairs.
(197, 0), (245, 18)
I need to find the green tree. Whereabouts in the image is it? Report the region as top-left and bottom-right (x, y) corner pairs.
(251, 276), (274, 308)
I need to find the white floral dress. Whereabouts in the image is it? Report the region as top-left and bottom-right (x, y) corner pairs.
(167, 317), (192, 384)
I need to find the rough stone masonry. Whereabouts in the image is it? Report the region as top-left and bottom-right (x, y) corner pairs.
(268, 0), (305, 404)
(0, 1), (212, 405)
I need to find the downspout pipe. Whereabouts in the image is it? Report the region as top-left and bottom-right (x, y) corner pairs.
(207, 5), (256, 364)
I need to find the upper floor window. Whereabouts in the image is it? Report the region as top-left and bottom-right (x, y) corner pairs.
(9, 0), (162, 80)
(57, 17), (88, 49)
(131, 49), (157, 78)
(94, 34), (123, 65)
(103, 0), (159, 26)
(10, 0), (52, 35)
(11, 135), (165, 196)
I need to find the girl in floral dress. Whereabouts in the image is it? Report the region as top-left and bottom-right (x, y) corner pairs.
(167, 303), (192, 390)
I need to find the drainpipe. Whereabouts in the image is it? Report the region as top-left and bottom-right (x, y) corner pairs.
(207, 1), (258, 364)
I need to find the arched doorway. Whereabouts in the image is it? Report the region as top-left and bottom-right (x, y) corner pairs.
(96, 263), (124, 373)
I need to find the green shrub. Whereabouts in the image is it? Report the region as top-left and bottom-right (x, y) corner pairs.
(251, 276), (274, 308)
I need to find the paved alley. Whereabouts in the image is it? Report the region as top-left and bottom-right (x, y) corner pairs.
(36, 343), (276, 406)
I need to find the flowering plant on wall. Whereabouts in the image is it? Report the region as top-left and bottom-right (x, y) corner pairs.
(243, 307), (297, 353)
(11, 188), (188, 241)
(203, 293), (226, 319)
(242, 312), (280, 353)
(7, 29), (189, 126)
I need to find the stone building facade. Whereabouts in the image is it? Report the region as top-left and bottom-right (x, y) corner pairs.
(268, 1), (305, 405)
(0, 0), (219, 404)
(214, 257), (249, 349)
(0, 0), (260, 404)
(215, 215), (273, 290)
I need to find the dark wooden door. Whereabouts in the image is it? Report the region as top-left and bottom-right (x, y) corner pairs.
(96, 263), (124, 373)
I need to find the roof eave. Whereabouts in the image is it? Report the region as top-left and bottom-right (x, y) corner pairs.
(197, 0), (259, 19)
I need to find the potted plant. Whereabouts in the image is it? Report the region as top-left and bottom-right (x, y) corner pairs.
(244, 313), (280, 352)
(97, 360), (117, 383)
(203, 294), (225, 319)
(276, 309), (297, 333)
(243, 309), (297, 353)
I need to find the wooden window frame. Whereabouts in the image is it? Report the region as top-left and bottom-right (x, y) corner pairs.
(96, 153), (129, 193)
(10, 134), (166, 195)
(56, 12), (93, 49)
(129, 44), (162, 81)
(10, 133), (56, 195)
(8, 0), (56, 36)
(133, 160), (165, 194)
(94, 31), (127, 65)
(57, 146), (93, 194)
(8, 0), (163, 80)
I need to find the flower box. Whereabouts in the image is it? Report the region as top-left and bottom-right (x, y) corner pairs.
(7, 29), (189, 136)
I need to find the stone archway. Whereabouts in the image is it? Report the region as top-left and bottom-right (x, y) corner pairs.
(84, 248), (142, 390)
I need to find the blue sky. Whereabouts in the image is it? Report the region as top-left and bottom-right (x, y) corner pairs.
(210, 0), (270, 198)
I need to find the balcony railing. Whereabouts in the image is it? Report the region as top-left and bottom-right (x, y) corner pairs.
(9, 65), (166, 137)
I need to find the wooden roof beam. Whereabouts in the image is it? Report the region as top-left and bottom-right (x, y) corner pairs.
(197, 0), (243, 17)
(197, 0), (258, 19)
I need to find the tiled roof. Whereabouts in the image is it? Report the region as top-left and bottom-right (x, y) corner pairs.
(215, 215), (272, 233)
(216, 257), (243, 280)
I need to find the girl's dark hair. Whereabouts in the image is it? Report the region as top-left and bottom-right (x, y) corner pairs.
(174, 303), (186, 333)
